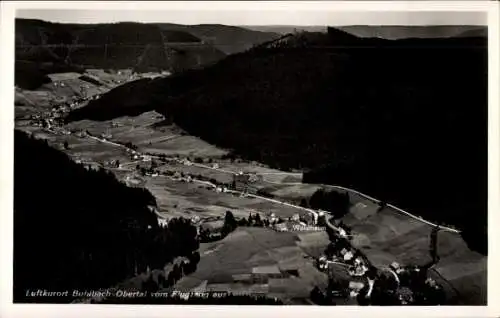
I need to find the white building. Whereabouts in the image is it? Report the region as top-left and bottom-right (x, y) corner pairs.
(344, 251), (354, 261)
(339, 228), (348, 238)
(390, 262), (401, 271)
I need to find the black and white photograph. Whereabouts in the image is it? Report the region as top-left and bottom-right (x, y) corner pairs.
(1, 1), (499, 316)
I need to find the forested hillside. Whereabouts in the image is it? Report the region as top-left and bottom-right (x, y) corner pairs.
(15, 18), (227, 88)
(156, 23), (280, 54)
(66, 27), (488, 254)
(14, 131), (199, 303)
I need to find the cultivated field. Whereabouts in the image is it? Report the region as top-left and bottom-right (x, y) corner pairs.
(145, 175), (304, 220)
(172, 227), (331, 304)
(67, 113), (228, 158)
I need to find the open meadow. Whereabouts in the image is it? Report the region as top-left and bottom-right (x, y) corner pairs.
(173, 227), (331, 304)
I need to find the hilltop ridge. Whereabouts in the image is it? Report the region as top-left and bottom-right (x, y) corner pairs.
(14, 19), (279, 89)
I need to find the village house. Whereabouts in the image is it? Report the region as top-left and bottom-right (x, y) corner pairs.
(274, 223), (288, 232)
(268, 212), (279, 224)
(340, 248), (354, 262)
(318, 255), (329, 270)
(157, 218), (168, 227)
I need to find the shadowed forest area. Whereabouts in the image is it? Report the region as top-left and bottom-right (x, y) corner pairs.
(13, 131), (199, 303)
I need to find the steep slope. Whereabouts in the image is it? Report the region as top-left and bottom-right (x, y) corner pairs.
(66, 28), (487, 253)
(156, 23), (280, 54)
(14, 131), (199, 303)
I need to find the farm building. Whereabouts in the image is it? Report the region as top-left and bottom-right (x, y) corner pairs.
(157, 217), (168, 227)
(274, 223), (288, 232)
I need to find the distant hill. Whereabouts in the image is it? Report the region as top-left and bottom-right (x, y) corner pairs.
(155, 23), (281, 54)
(15, 18), (227, 88)
(455, 27), (488, 38)
(242, 25), (327, 35)
(242, 25), (488, 40)
(336, 25), (487, 39)
(67, 27), (487, 255)
(15, 19), (281, 89)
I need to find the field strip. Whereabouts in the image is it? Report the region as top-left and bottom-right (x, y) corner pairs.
(261, 178), (302, 185)
(190, 162), (236, 175)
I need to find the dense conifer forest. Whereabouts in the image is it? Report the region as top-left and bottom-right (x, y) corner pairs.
(14, 131), (199, 303)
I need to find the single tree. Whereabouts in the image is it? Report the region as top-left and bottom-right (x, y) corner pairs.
(224, 211), (237, 230)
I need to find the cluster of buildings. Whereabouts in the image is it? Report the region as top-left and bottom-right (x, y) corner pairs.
(272, 212), (319, 232)
(29, 88), (103, 133)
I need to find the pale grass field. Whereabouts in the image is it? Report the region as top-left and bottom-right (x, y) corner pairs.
(173, 227), (329, 303)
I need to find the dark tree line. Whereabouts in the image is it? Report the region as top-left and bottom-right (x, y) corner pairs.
(14, 131), (198, 303)
(308, 189), (351, 218)
(139, 251), (201, 295)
